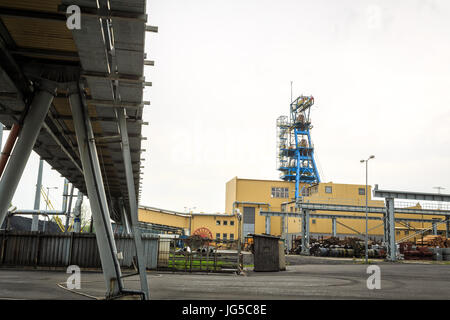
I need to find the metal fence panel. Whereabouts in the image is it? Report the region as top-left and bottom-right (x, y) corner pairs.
(157, 238), (171, 268)
(0, 231), (159, 270)
(142, 235), (158, 269)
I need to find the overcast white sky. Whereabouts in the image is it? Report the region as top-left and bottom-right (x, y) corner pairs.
(9, 0), (450, 217)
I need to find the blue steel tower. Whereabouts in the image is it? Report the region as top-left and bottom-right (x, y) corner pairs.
(277, 95), (320, 200)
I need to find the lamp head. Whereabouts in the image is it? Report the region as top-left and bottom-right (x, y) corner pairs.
(360, 160), (365, 163)
(369, 155), (375, 159)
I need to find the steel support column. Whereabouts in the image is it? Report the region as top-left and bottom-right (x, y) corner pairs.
(446, 217), (450, 239)
(265, 215), (271, 234)
(119, 198), (131, 235)
(116, 107), (149, 300)
(432, 222), (437, 235)
(0, 81), (56, 228)
(72, 191), (83, 233)
(301, 209), (310, 255)
(332, 217), (337, 237)
(385, 198), (396, 261)
(64, 184), (75, 232)
(31, 158), (44, 231)
(69, 88), (123, 298)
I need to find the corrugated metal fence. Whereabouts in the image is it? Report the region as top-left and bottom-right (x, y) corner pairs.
(0, 231), (159, 269)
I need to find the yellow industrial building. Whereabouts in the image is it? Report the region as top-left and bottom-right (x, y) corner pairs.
(139, 177), (447, 245)
(139, 206), (239, 241)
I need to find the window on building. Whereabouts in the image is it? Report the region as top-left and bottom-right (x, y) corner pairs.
(405, 231), (409, 236)
(223, 233), (227, 240)
(216, 233), (220, 240)
(325, 186), (332, 194)
(230, 233), (234, 240)
(230, 221), (234, 226)
(216, 220), (221, 226)
(358, 188), (365, 195)
(223, 220), (228, 226)
(271, 187), (289, 198)
(396, 231), (400, 236)
(290, 207), (293, 212)
(312, 219), (316, 224)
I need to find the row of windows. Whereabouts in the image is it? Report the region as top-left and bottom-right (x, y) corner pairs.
(271, 187), (289, 198)
(272, 186), (368, 198)
(216, 233), (234, 240)
(216, 220), (234, 226)
(323, 186), (366, 196)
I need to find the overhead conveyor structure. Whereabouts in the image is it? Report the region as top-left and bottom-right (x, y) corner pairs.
(260, 186), (450, 260)
(0, 0), (157, 299)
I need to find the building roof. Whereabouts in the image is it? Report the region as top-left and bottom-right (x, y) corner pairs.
(139, 205), (235, 217)
(228, 176), (295, 184)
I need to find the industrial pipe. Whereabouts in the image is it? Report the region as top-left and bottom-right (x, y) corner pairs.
(72, 191), (83, 233)
(10, 178), (70, 218)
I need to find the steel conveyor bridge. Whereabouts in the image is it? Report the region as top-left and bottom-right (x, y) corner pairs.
(0, 0), (157, 299)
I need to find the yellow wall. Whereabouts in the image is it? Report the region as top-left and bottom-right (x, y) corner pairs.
(190, 214), (238, 240)
(282, 182), (386, 236)
(139, 207), (189, 230)
(138, 206), (239, 240)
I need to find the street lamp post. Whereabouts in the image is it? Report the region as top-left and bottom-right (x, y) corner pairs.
(360, 155), (375, 264)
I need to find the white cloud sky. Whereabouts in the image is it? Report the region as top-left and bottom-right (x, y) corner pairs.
(8, 0), (450, 216)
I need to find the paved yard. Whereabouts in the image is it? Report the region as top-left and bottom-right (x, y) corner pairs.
(0, 261), (449, 300)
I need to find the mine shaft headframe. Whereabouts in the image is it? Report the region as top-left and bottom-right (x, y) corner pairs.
(290, 95), (315, 113)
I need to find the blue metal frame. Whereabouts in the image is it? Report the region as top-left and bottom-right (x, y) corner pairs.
(277, 95), (320, 200)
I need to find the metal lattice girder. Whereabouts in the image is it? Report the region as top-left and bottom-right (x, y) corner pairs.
(374, 185), (450, 202)
(259, 211), (444, 223)
(297, 202), (450, 216)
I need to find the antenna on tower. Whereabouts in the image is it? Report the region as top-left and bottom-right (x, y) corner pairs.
(290, 81), (293, 103)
